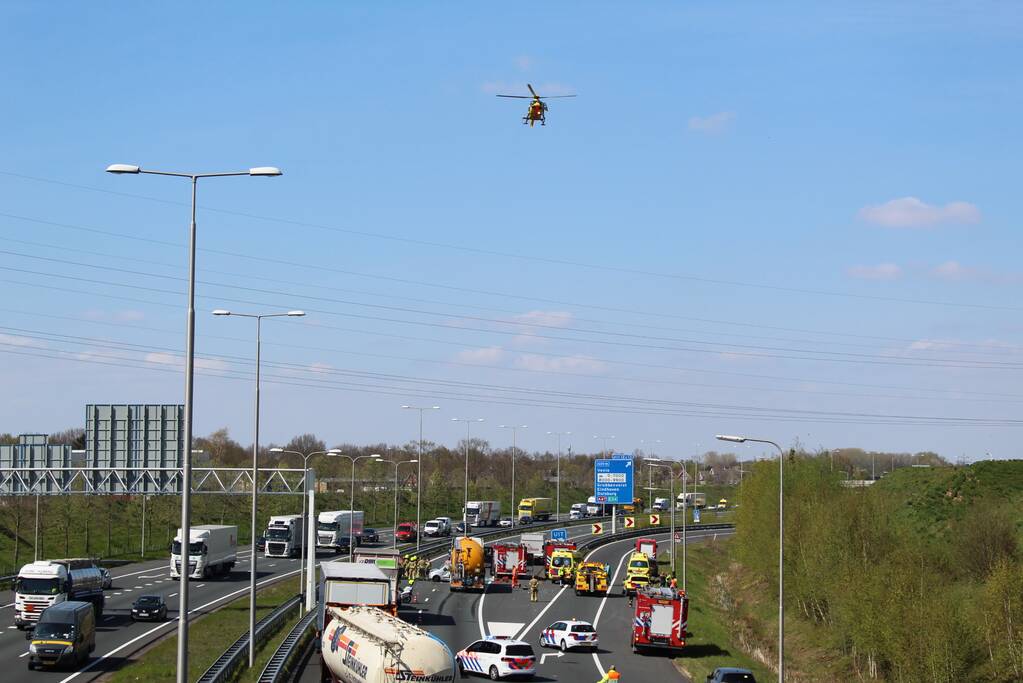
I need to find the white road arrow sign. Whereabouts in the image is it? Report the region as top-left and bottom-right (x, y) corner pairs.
(540, 652), (565, 664)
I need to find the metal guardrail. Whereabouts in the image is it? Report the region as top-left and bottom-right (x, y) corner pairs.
(257, 607), (318, 683)
(197, 594), (303, 683)
(575, 522), (736, 556)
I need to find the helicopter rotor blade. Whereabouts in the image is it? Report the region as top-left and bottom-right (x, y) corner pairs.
(536, 95), (577, 99)
(495, 95), (532, 98)
(527, 83), (539, 98)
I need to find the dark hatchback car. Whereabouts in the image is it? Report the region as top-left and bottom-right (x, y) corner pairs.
(255, 535), (266, 552)
(454, 522), (472, 534)
(131, 595), (168, 622)
(707, 668), (757, 683)
(362, 528), (380, 544)
(518, 515), (533, 525)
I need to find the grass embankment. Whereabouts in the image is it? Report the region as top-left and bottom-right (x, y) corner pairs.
(105, 576), (301, 683)
(656, 537), (772, 682)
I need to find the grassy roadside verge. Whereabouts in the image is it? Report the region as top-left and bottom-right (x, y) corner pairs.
(104, 576), (301, 683)
(660, 537), (773, 682)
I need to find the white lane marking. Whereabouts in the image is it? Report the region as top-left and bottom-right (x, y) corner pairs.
(424, 597), (429, 603)
(7, 625), (16, 629)
(113, 565), (173, 580)
(134, 586), (143, 589)
(56, 567), (303, 683)
(488, 622), (524, 638)
(513, 584), (569, 641)
(1, 602), (14, 609)
(195, 584), (206, 588)
(19, 651), (29, 658)
(268, 564), (276, 568)
(137, 574), (163, 579)
(123, 589), (132, 593)
(145, 583), (153, 587)
(477, 586), (488, 638)
(540, 652), (565, 664)
(113, 593), (122, 596)
(103, 616), (115, 622)
(168, 592), (177, 598)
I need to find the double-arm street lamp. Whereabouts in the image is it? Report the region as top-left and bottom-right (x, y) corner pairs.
(401, 405), (439, 550)
(499, 425), (527, 526)
(547, 431), (571, 521)
(644, 458), (684, 584)
(718, 434), (785, 683)
(269, 447), (342, 613)
(451, 418), (484, 530)
(106, 162), (281, 683)
(376, 457), (419, 547)
(331, 452), (381, 559)
(212, 308), (304, 667)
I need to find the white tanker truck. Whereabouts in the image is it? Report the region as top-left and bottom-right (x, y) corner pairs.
(320, 604), (455, 683)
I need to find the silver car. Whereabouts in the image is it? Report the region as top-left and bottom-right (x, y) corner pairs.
(100, 568), (112, 589)
(429, 564), (451, 582)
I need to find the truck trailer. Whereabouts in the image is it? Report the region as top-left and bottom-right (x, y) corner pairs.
(265, 514), (304, 558)
(464, 500), (501, 527)
(14, 559), (105, 629)
(317, 511), (365, 551)
(170, 525), (237, 579)
(517, 497), (553, 521)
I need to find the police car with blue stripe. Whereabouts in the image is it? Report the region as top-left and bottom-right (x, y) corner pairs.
(456, 635), (536, 679)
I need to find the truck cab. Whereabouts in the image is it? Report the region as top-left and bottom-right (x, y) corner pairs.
(14, 559), (105, 630)
(27, 600), (96, 670)
(265, 515), (304, 558)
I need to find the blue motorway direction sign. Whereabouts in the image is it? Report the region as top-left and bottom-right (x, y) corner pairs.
(550, 528), (568, 541)
(594, 457), (634, 505)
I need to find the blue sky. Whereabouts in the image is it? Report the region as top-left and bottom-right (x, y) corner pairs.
(2, 2), (1021, 460)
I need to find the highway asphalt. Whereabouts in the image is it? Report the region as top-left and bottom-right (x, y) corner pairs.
(297, 523), (734, 683)
(0, 528), (410, 683)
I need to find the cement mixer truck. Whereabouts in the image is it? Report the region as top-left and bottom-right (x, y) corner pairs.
(320, 604), (455, 683)
(449, 536), (485, 592)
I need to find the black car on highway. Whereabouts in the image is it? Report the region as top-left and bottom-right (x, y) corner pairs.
(255, 535), (266, 552)
(131, 595), (167, 622)
(362, 528), (380, 544)
(454, 521), (472, 534)
(518, 515), (533, 525)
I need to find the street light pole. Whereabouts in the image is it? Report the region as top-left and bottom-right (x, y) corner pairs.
(106, 163), (281, 683)
(718, 434), (785, 683)
(377, 459), (418, 547)
(452, 418), (484, 531)
(547, 431), (571, 522)
(645, 459), (682, 576)
(213, 308), (304, 667)
(402, 405), (439, 551)
(332, 453), (381, 559)
(499, 425), (527, 527)
(269, 448), (340, 614)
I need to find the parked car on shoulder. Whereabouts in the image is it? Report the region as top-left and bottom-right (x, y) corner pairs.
(362, 528), (380, 544)
(707, 668), (757, 683)
(130, 595), (167, 622)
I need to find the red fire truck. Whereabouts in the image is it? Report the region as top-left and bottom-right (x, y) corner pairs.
(492, 543), (528, 584)
(631, 586), (689, 655)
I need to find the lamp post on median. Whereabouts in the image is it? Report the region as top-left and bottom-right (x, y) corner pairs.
(330, 453), (381, 559)
(402, 405), (439, 551)
(452, 418), (484, 531)
(376, 458), (419, 547)
(213, 308), (304, 667)
(499, 425), (527, 527)
(718, 434), (785, 683)
(645, 458), (683, 583)
(547, 431), (571, 522)
(106, 162), (281, 683)
(269, 447), (341, 614)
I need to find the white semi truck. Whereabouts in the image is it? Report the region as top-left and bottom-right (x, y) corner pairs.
(464, 500), (501, 527)
(317, 510), (364, 551)
(265, 514), (305, 558)
(13, 558), (105, 629)
(320, 604), (454, 683)
(170, 525), (238, 579)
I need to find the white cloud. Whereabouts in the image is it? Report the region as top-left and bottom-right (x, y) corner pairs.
(0, 333), (41, 348)
(514, 354), (606, 373)
(456, 346), (504, 364)
(932, 260), (971, 281)
(846, 263), (902, 281)
(688, 111), (736, 134)
(858, 197), (981, 228)
(514, 55), (534, 70)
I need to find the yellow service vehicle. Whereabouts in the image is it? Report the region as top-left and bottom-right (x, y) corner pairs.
(574, 561), (610, 596)
(548, 548), (580, 583)
(717, 498), (728, 510)
(622, 551), (656, 595)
